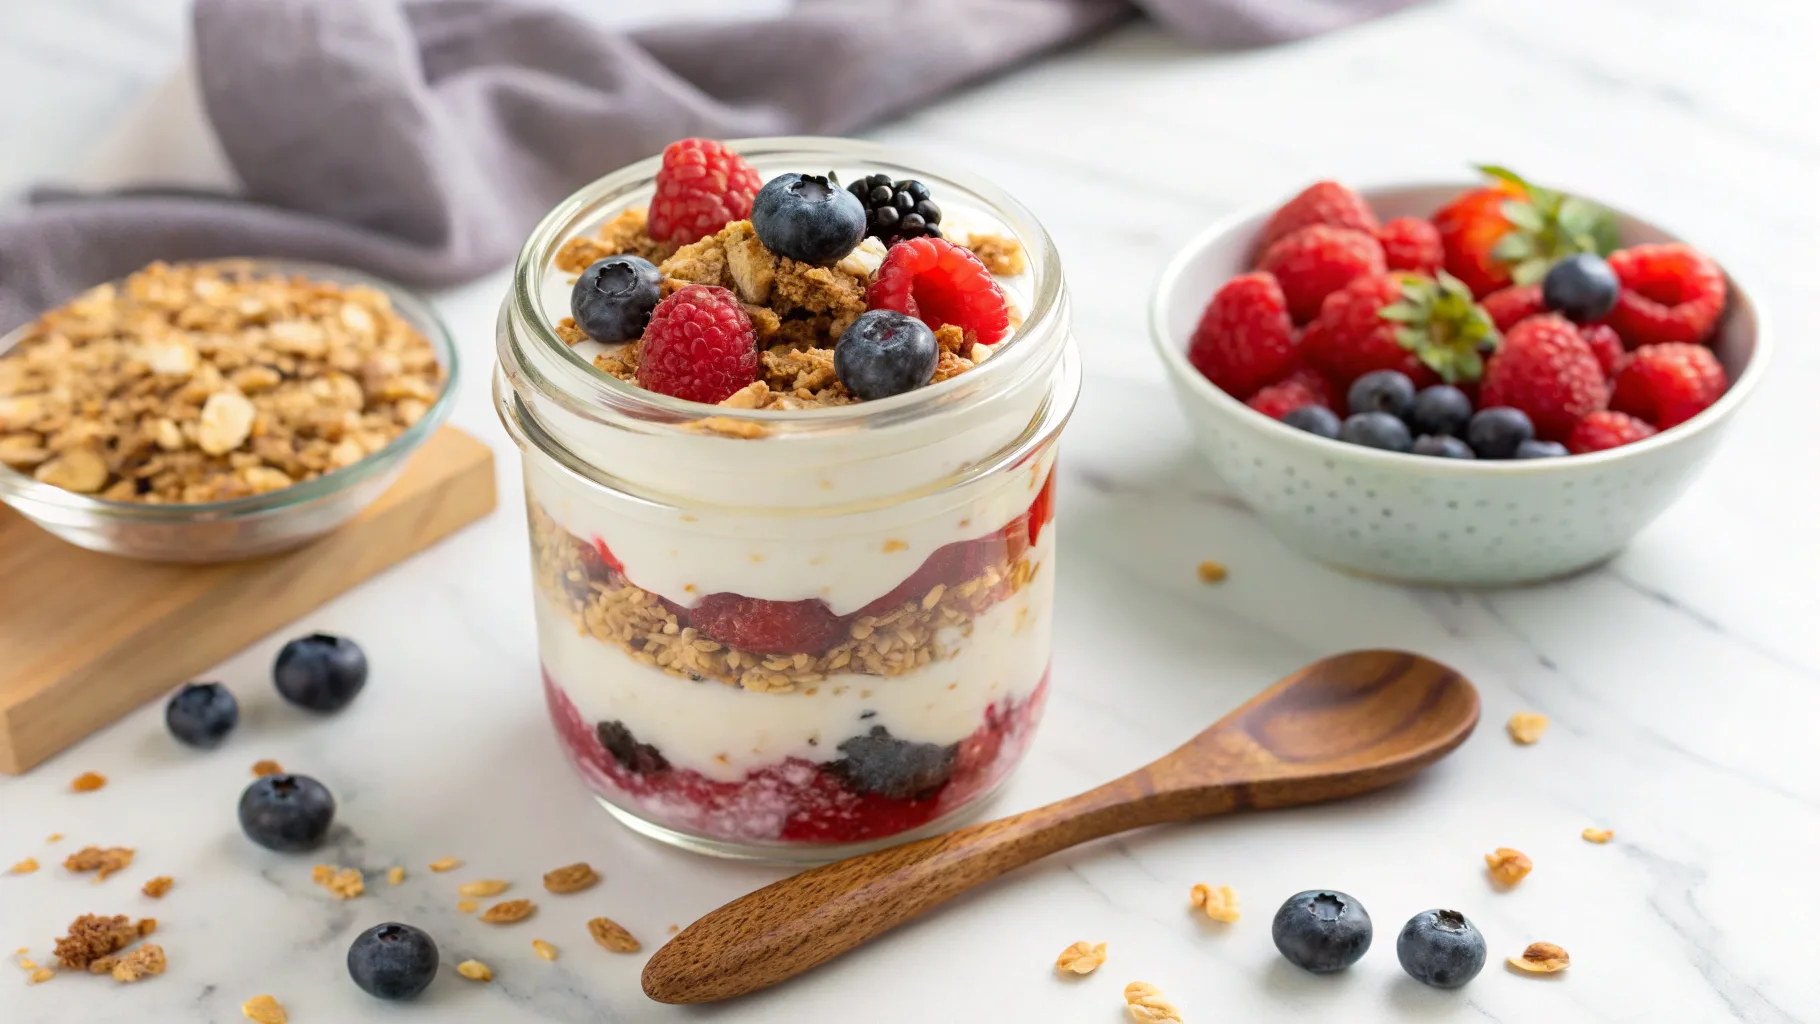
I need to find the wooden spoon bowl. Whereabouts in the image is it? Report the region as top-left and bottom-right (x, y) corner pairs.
(643, 649), (1478, 1004)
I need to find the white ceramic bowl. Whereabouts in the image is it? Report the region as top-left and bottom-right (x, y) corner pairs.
(1150, 184), (1769, 586)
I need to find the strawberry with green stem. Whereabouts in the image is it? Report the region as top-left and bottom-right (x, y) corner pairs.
(1376, 271), (1501, 384)
(1435, 165), (1619, 297)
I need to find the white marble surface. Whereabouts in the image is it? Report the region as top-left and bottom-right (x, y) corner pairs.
(4, 1), (1819, 1021)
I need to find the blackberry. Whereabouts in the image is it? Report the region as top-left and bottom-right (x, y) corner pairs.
(848, 173), (943, 246)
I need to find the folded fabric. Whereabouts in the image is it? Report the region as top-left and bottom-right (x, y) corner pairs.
(0, 0), (1423, 331)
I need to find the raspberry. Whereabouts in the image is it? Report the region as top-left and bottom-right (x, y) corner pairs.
(1259, 181), (1380, 252)
(1278, 364), (1338, 410)
(1258, 225), (1387, 323)
(1480, 285), (1545, 331)
(1027, 466), (1057, 545)
(1300, 273), (1425, 387)
(1479, 314), (1609, 441)
(690, 593), (847, 656)
(1186, 272), (1296, 398)
(1579, 323), (1624, 377)
(1246, 379), (1327, 420)
(1609, 342), (1727, 429)
(866, 236), (1011, 345)
(646, 138), (763, 246)
(1377, 217), (1443, 273)
(1566, 411), (1658, 454)
(635, 284), (758, 404)
(1604, 243), (1726, 348)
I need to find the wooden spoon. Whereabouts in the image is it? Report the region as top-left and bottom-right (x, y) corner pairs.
(643, 649), (1477, 1004)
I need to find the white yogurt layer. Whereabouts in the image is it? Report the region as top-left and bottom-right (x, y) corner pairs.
(537, 531), (1055, 782)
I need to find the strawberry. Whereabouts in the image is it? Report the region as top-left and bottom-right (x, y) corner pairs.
(1435, 166), (1620, 297)
(1479, 314), (1609, 441)
(1377, 217), (1443, 273)
(1186, 272), (1296, 398)
(1480, 284), (1545, 331)
(1257, 225), (1386, 323)
(1609, 342), (1727, 429)
(690, 593), (847, 656)
(1604, 243), (1727, 348)
(1567, 411), (1658, 454)
(1277, 364), (1338, 410)
(1258, 181), (1380, 252)
(1579, 323), (1625, 377)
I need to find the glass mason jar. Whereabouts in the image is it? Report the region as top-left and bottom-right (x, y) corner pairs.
(494, 138), (1078, 860)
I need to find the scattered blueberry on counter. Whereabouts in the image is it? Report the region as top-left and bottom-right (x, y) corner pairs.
(348, 923), (441, 1001)
(164, 681), (239, 748)
(238, 773), (336, 852)
(1541, 252), (1620, 323)
(274, 633), (369, 713)
(1396, 909), (1487, 988)
(571, 254), (662, 343)
(1272, 890), (1374, 973)
(833, 309), (940, 400)
(751, 172), (868, 265)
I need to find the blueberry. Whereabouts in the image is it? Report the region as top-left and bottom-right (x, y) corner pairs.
(828, 725), (956, 800)
(570, 255), (661, 343)
(1466, 407), (1535, 459)
(1412, 434), (1476, 459)
(752, 173), (866, 265)
(1396, 909), (1486, 989)
(347, 922), (439, 1001)
(833, 309), (939, 400)
(1515, 439), (1570, 459)
(238, 773), (335, 852)
(1339, 412), (1413, 452)
(1410, 385), (1473, 438)
(1541, 253), (1620, 323)
(1272, 890), (1373, 973)
(274, 633), (368, 712)
(164, 682), (238, 749)
(1283, 405), (1341, 439)
(1347, 370), (1415, 420)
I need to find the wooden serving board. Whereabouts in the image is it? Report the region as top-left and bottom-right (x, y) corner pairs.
(0, 426), (497, 774)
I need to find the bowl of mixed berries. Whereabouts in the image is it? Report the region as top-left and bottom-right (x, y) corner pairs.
(1150, 168), (1768, 584)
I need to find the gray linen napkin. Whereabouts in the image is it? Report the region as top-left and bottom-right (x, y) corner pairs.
(0, 0), (1423, 332)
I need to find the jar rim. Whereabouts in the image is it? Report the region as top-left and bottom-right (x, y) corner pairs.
(503, 136), (1067, 438)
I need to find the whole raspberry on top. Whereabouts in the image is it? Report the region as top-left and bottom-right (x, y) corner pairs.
(1604, 243), (1727, 348)
(1567, 410), (1657, 454)
(866, 236), (1011, 345)
(1579, 323), (1625, 377)
(635, 284), (758, 404)
(1377, 217), (1443, 274)
(1610, 342), (1727, 429)
(1479, 314), (1609, 441)
(1187, 272), (1296, 399)
(1300, 274), (1427, 386)
(1257, 225), (1386, 323)
(647, 139), (763, 246)
(1480, 284), (1545, 331)
(1276, 364), (1338, 410)
(1258, 181), (1381, 252)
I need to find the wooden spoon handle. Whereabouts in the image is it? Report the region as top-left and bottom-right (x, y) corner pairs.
(642, 770), (1239, 1004)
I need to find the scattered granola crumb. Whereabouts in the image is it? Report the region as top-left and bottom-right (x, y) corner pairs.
(541, 862), (598, 894)
(63, 846), (134, 881)
(882, 539), (907, 552)
(141, 876), (173, 899)
(456, 959), (493, 982)
(46, 834), (63, 843)
(109, 943), (165, 983)
(242, 994), (288, 1023)
(666, 924), (679, 935)
(587, 917), (640, 953)
(29, 967), (53, 984)
(1508, 941), (1571, 974)
(1486, 847), (1533, 887)
(386, 866), (406, 886)
(428, 856), (462, 872)
(1582, 828), (1614, 844)
(311, 864), (365, 900)
(1054, 941), (1107, 975)
(553, 207), (674, 274)
(480, 899), (535, 924)
(1189, 882), (1240, 922)
(9, 858), (38, 874)
(532, 939), (558, 961)
(136, 919), (157, 937)
(251, 760), (282, 778)
(456, 899), (479, 914)
(457, 879), (510, 898)
(1507, 712), (1549, 744)
(70, 772), (107, 793)
(1123, 980), (1183, 1022)
(52, 914), (138, 969)
(965, 233), (1028, 277)
(1196, 560), (1229, 584)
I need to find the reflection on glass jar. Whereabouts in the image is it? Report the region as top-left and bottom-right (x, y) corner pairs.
(496, 138), (1078, 860)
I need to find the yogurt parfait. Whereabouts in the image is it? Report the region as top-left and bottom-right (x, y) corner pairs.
(495, 138), (1078, 859)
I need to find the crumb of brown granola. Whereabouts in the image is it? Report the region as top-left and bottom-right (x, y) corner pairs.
(1507, 941), (1570, 973)
(250, 760), (282, 777)
(311, 865), (364, 900)
(666, 924), (679, 935)
(480, 899), (535, 924)
(542, 862), (598, 894)
(428, 856), (462, 872)
(456, 959), (493, 982)
(1582, 827), (1613, 844)
(52, 915), (138, 969)
(1197, 560), (1229, 584)
(9, 858), (38, 874)
(532, 939), (558, 961)
(1486, 847), (1533, 887)
(965, 233), (1027, 277)
(1123, 980), (1182, 1022)
(457, 879), (509, 898)
(46, 834), (63, 843)
(587, 916), (640, 953)
(1054, 940), (1107, 975)
(1189, 882), (1239, 922)
(242, 994), (288, 1023)
(63, 847), (134, 881)
(70, 772), (107, 793)
(136, 918), (156, 937)
(386, 866), (406, 886)
(1507, 712), (1548, 744)
(554, 208), (674, 275)
(141, 876), (172, 899)
(109, 943), (165, 983)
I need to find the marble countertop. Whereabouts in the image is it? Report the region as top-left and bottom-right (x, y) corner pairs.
(3, 1), (1817, 1021)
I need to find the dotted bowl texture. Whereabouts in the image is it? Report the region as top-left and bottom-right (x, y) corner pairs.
(1150, 184), (1768, 586)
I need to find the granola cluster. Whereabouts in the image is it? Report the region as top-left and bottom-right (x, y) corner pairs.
(0, 261), (444, 503)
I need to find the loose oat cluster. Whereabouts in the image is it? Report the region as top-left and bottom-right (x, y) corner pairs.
(1485, 847), (1534, 887)
(1054, 940), (1107, 975)
(0, 261), (444, 503)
